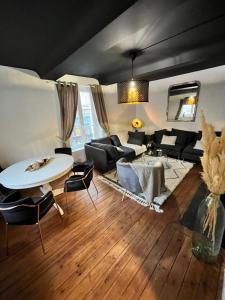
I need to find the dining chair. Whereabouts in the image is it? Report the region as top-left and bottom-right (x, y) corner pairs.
(64, 161), (98, 211)
(0, 191), (62, 255)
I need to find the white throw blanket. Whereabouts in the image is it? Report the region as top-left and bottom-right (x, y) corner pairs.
(122, 143), (147, 156)
(130, 160), (167, 208)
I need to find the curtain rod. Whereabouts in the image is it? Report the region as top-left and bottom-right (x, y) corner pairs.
(55, 81), (99, 88)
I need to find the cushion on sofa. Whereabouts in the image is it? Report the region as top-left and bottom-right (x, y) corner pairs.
(193, 140), (203, 150)
(156, 143), (183, 158)
(91, 137), (112, 145)
(110, 135), (122, 147)
(171, 128), (196, 146)
(183, 143), (203, 156)
(144, 134), (154, 145)
(120, 146), (136, 161)
(161, 135), (177, 145)
(91, 143), (121, 160)
(159, 143), (183, 152)
(127, 131), (145, 146)
(154, 129), (169, 144)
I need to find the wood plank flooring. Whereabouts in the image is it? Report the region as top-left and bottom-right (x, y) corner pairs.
(0, 165), (223, 300)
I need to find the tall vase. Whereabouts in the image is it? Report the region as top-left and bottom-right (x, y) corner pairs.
(192, 193), (225, 264)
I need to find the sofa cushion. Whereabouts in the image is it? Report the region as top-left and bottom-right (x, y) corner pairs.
(110, 135), (122, 147)
(91, 137), (112, 145)
(91, 143), (121, 160)
(171, 128), (196, 146)
(183, 143), (203, 156)
(154, 129), (169, 144)
(127, 131), (145, 146)
(159, 144), (183, 152)
(161, 135), (177, 145)
(144, 134), (154, 145)
(120, 146), (136, 161)
(193, 140), (203, 151)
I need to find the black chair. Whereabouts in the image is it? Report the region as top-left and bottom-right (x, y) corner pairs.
(0, 191), (62, 254)
(55, 147), (72, 156)
(64, 161), (98, 210)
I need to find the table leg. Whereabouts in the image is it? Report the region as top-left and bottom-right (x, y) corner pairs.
(40, 183), (64, 216)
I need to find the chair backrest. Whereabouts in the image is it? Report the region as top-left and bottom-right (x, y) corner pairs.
(55, 147), (72, 156)
(116, 158), (142, 194)
(0, 192), (54, 225)
(83, 163), (94, 188)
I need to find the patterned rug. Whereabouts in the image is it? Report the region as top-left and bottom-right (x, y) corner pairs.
(98, 155), (194, 212)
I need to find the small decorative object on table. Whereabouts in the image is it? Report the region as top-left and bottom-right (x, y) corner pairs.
(25, 157), (53, 172)
(192, 112), (225, 263)
(131, 118), (143, 132)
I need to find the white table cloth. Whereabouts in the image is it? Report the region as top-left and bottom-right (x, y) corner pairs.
(0, 154), (74, 215)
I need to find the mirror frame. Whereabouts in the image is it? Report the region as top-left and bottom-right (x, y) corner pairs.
(166, 80), (201, 122)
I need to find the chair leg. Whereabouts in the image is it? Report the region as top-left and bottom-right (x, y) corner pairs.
(36, 222), (46, 254)
(54, 198), (64, 222)
(65, 190), (69, 214)
(5, 223), (8, 256)
(92, 180), (98, 194)
(86, 189), (97, 210)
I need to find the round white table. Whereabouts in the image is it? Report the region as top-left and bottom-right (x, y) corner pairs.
(0, 154), (74, 215)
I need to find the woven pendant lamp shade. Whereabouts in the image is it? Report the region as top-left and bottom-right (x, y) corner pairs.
(117, 80), (149, 104)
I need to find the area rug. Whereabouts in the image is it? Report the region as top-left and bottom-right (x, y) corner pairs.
(98, 156), (194, 212)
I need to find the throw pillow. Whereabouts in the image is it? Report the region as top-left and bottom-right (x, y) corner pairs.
(171, 128), (195, 146)
(91, 143), (121, 160)
(91, 137), (112, 145)
(154, 129), (169, 144)
(110, 135), (122, 147)
(127, 131), (145, 146)
(116, 147), (124, 153)
(161, 135), (177, 145)
(194, 140), (203, 151)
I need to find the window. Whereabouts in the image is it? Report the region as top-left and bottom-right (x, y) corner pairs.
(70, 86), (104, 151)
(178, 104), (196, 120)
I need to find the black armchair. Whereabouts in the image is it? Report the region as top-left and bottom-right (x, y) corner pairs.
(64, 161), (98, 210)
(0, 191), (62, 254)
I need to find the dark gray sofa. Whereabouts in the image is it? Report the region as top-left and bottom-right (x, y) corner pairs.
(151, 128), (197, 159)
(181, 131), (221, 163)
(85, 136), (136, 173)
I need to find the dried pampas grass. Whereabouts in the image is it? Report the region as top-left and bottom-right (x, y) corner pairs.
(200, 112), (225, 245)
(200, 112), (225, 195)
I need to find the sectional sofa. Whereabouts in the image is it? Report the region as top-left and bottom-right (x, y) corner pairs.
(85, 128), (219, 173)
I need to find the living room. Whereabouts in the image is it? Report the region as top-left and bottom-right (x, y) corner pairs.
(0, 1), (225, 300)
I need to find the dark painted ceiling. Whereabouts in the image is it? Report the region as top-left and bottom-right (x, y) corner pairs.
(1, 0), (225, 84)
(0, 0), (136, 76)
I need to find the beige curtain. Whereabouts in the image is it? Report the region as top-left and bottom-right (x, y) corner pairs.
(56, 82), (78, 146)
(90, 84), (110, 135)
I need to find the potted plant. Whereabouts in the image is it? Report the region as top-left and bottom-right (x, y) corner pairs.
(192, 112), (225, 263)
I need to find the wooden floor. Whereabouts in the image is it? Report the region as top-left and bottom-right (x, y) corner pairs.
(0, 165), (223, 300)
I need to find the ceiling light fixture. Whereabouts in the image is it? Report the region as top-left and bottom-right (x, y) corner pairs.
(117, 51), (149, 104)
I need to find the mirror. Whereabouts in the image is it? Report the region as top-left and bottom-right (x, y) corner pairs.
(167, 81), (200, 122)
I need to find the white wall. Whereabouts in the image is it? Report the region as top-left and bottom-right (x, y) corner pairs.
(103, 65), (225, 136)
(102, 84), (136, 142)
(0, 66), (61, 168)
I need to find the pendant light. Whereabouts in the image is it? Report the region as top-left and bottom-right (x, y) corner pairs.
(117, 52), (149, 104)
